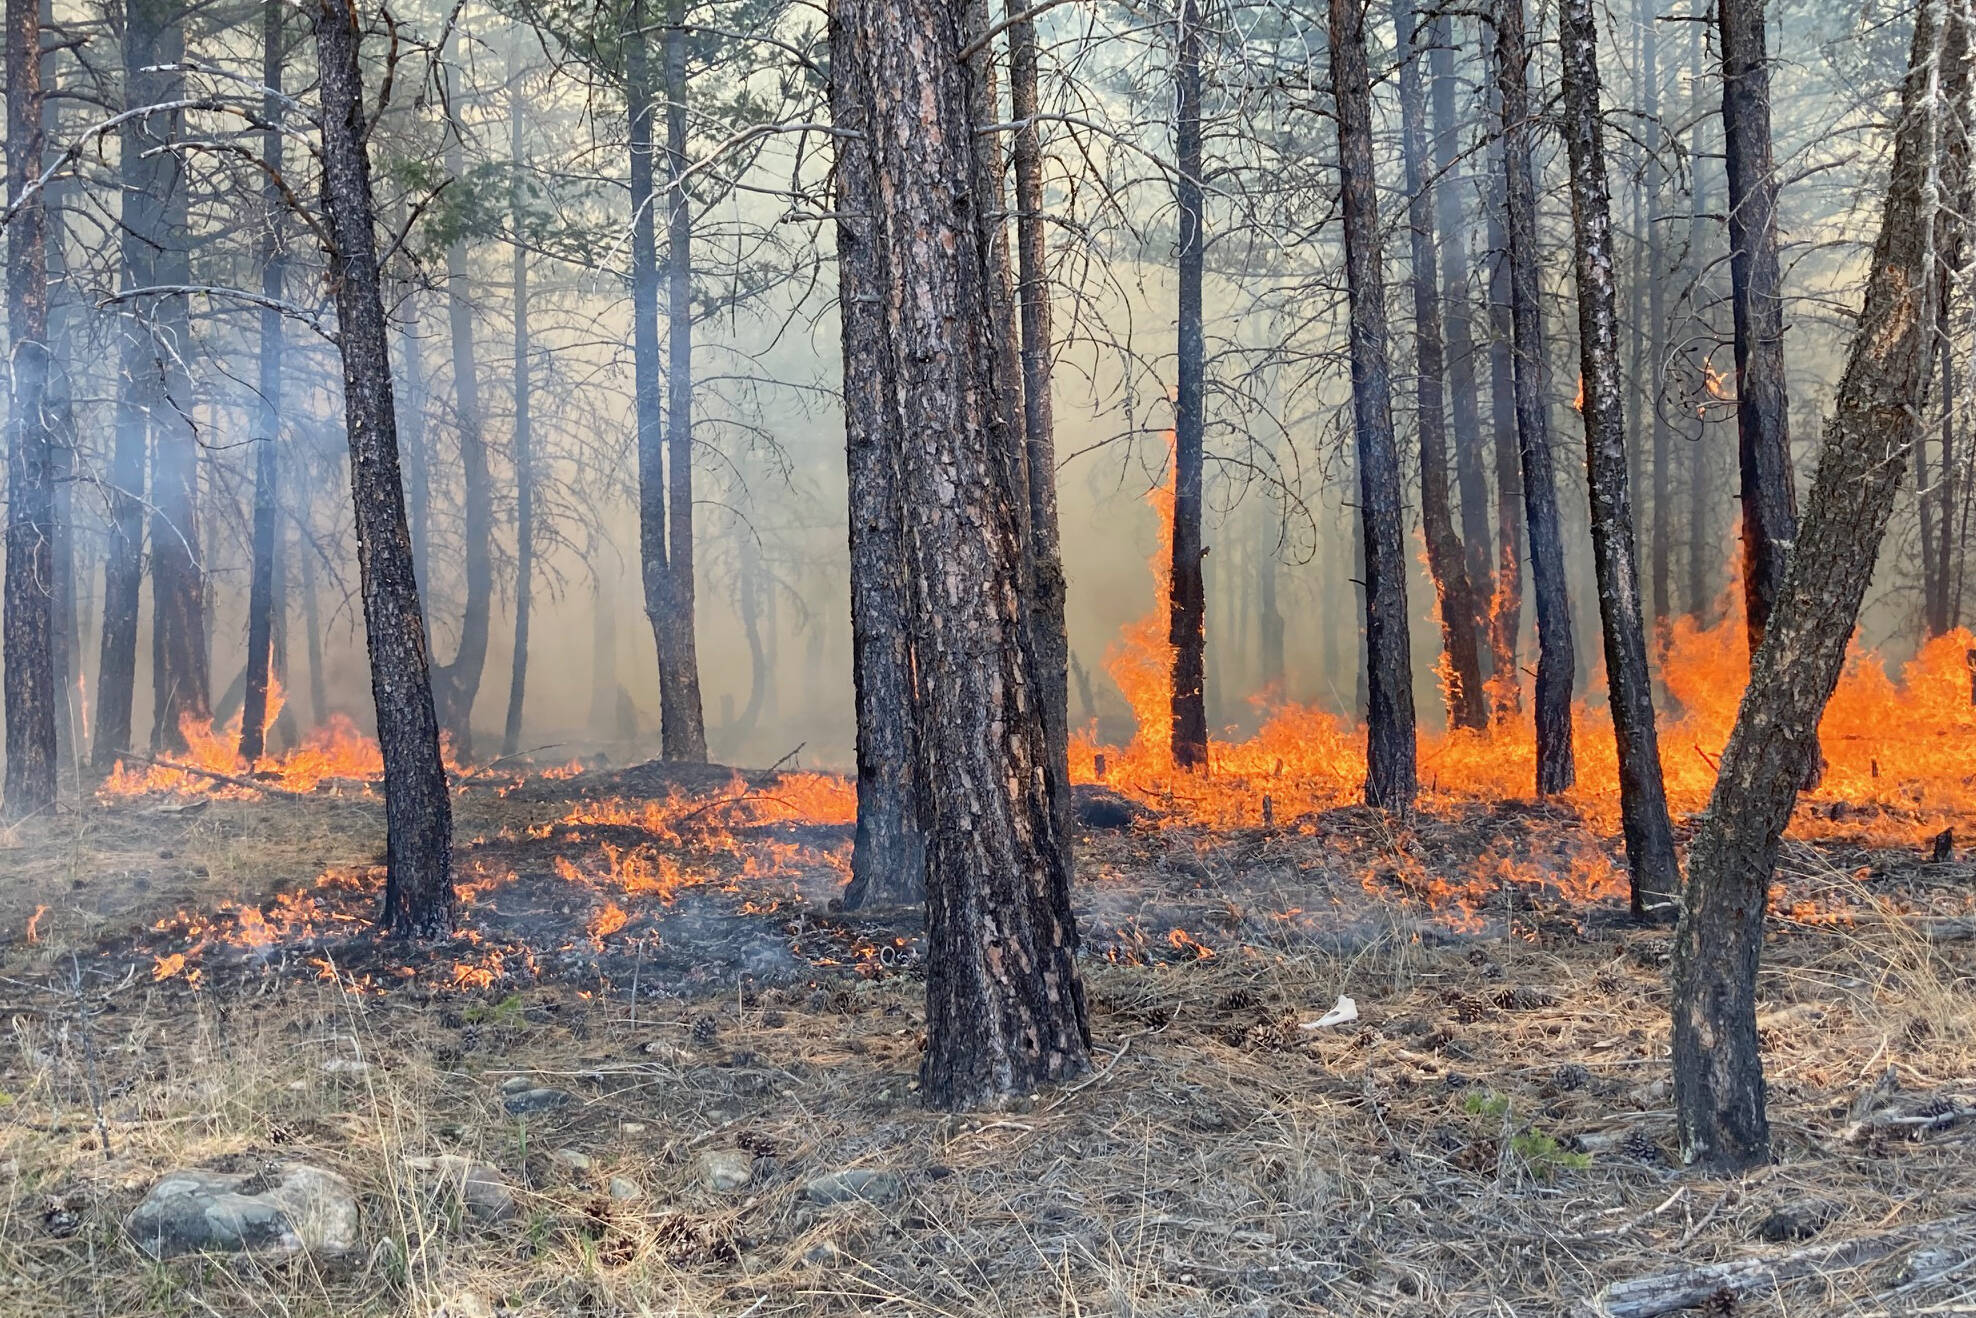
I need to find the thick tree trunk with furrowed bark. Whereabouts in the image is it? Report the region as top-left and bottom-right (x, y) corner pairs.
(5, 0), (56, 815)
(1558, 0), (1680, 917)
(1331, 0), (1418, 810)
(1672, 0), (1964, 1170)
(833, 0), (924, 911)
(311, 0), (455, 936)
(1494, 0), (1574, 793)
(831, 0), (1089, 1107)
(1395, 0), (1487, 733)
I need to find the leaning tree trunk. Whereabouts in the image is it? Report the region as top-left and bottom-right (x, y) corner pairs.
(4, 0), (57, 815)
(832, 0), (1089, 1107)
(1719, 0), (1797, 653)
(1430, 14), (1495, 674)
(1395, 0), (1487, 732)
(833, 0), (925, 910)
(1559, 0), (1680, 916)
(1671, 0), (1964, 1171)
(658, 0), (709, 763)
(1494, 0), (1575, 793)
(503, 31), (534, 759)
(1331, 0), (1418, 810)
(1008, 0), (1073, 840)
(1169, 0), (1209, 771)
(433, 63), (493, 760)
(240, 0), (286, 763)
(311, 0), (455, 936)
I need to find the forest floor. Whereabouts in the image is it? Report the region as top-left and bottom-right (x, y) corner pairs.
(1, 757), (1975, 1316)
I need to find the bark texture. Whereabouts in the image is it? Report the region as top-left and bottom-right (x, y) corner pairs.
(1559, 0), (1680, 915)
(4, 0), (56, 814)
(833, 0), (924, 910)
(1394, 0), (1487, 732)
(1494, 0), (1575, 792)
(240, 0), (286, 764)
(830, 0), (1089, 1106)
(1331, 0), (1418, 810)
(312, 0), (455, 935)
(1671, 0), (1962, 1170)
(1718, 0), (1798, 654)
(1169, 0), (1208, 771)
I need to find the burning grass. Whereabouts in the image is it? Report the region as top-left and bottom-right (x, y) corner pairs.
(3, 850), (1974, 1317)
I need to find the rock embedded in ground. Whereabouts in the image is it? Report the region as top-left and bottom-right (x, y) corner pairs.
(550, 1148), (592, 1173)
(502, 1087), (573, 1115)
(125, 1164), (358, 1260)
(803, 1169), (902, 1206)
(608, 1176), (643, 1202)
(402, 1155), (516, 1224)
(694, 1148), (754, 1192)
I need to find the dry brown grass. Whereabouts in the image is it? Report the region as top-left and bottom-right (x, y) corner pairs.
(2, 789), (1975, 1316)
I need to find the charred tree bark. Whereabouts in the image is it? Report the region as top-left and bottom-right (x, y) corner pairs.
(1009, 0), (1073, 839)
(432, 64), (493, 759)
(1396, 0), (1488, 732)
(833, 0), (924, 910)
(1332, 0), (1418, 810)
(1430, 15), (1495, 674)
(831, 0), (1089, 1106)
(1671, 0), (1962, 1170)
(311, 0), (454, 935)
(1494, 0), (1575, 793)
(1486, 168), (1524, 718)
(1170, 0), (1209, 771)
(240, 0), (286, 764)
(42, 0), (76, 769)
(1718, 0), (1797, 653)
(1559, 0), (1680, 916)
(658, 0), (708, 762)
(4, 0), (57, 814)
(144, 0), (205, 757)
(503, 29), (533, 758)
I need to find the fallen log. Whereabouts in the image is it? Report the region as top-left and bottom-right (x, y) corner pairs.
(107, 753), (314, 801)
(1597, 1213), (1976, 1318)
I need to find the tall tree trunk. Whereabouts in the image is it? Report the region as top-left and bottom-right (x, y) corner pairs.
(1396, 0), (1487, 732)
(1719, 0), (1797, 653)
(1332, 0), (1418, 810)
(1008, 0), (1072, 838)
(1486, 167), (1524, 718)
(1559, 0), (1680, 915)
(833, 0), (924, 910)
(145, 0), (205, 756)
(1258, 514), (1285, 690)
(1170, 0), (1208, 770)
(300, 525), (327, 726)
(4, 0), (56, 814)
(502, 27), (533, 758)
(628, 0), (673, 758)
(1932, 327), (1960, 635)
(311, 0), (454, 935)
(1644, 0), (1672, 633)
(95, 0), (165, 772)
(831, 0), (1089, 1106)
(42, 0), (76, 769)
(400, 301), (429, 597)
(1494, 0), (1575, 793)
(240, 0), (285, 763)
(434, 64), (493, 759)
(657, 0), (708, 762)
(1686, 21), (1711, 620)
(1431, 15), (1495, 677)
(1672, 0), (1963, 1170)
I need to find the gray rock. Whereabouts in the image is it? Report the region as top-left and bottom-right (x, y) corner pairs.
(498, 1075), (535, 1095)
(693, 1148), (753, 1192)
(549, 1148), (591, 1173)
(803, 1169), (901, 1206)
(502, 1087), (572, 1115)
(608, 1176), (643, 1202)
(125, 1164), (358, 1260)
(403, 1155), (515, 1224)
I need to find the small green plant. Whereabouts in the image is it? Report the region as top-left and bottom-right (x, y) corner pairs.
(1462, 1090), (1591, 1178)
